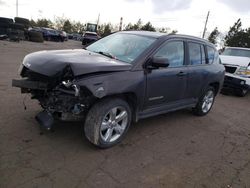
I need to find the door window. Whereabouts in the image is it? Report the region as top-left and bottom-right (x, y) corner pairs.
(188, 42), (204, 65)
(154, 41), (184, 68)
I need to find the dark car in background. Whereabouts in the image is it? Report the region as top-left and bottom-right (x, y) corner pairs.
(28, 27), (66, 42)
(82, 31), (100, 45)
(41, 28), (61, 41)
(12, 31), (225, 148)
(68, 33), (82, 41)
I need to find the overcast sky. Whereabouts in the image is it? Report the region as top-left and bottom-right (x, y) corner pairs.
(1, 0), (250, 37)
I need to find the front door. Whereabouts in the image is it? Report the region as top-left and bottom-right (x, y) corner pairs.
(145, 40), (188, 108)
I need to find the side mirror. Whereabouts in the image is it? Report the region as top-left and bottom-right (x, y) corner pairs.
(150, 57), (170, 68)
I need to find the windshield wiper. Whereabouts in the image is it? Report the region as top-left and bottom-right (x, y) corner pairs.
(97, 51), (116, 59)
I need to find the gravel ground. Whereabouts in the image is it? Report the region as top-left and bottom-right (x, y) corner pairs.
(0, 40), (250, 188)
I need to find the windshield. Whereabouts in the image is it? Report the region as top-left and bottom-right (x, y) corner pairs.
(86, 33), (156, 63)
(222, 48), (250, 58)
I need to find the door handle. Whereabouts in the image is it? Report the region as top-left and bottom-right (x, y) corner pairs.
(177, 71), (187, 77)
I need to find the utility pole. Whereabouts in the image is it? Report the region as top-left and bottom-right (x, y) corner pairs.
(97, 13), (100, 27)
(119, 17), (123, 31)
(202, 11), (210, 38)
(16, 0), (18, 17)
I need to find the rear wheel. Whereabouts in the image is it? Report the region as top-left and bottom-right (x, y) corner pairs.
(193, 87), (215, 116)
(84, 98), (131, 148)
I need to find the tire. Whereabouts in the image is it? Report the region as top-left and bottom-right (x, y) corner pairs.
(0, 22), (9, 28)
(28, 31), (44, 43)
(8, 29), (20, 41)
(0, 17), (13, 24)
(0, 26), (8, 35)
(235, 88), (248, 97)
(17, 30), (25, 40)
(193, 87), (215, 116)
(14, 17), (30, 28)
(84, 98), (132, 148)
(9, 23), (25, 30)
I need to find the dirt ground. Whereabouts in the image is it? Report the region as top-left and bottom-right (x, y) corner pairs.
(0, 40), (250, 188)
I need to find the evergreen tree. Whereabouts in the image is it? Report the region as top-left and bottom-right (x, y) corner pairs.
(224, 19), (250, 48)
(208, 27), (219, 44)
(63, 20), (73, 33)
(141, 22), (156, 31)
(35, 19), (53, 28)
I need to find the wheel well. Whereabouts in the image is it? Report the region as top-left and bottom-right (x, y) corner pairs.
(209, 82), (220, 95)
(97, 93), (138, 122)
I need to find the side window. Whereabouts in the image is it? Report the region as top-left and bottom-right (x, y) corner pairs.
(207, 46), (215, 64)
(188, 42), (202, 65)
(214, 51), (220, 64)
(154, 41), (184, 68)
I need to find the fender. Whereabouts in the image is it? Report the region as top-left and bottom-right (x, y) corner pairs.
(76, 70), (146, 107)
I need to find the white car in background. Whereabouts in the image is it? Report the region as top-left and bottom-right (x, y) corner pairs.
(220, 47), (250, 96)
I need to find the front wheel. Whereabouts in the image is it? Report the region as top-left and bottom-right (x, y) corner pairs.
(84, 98), (131, 148)
(236, 88), (248, 97)
(193, 87), (215, 116)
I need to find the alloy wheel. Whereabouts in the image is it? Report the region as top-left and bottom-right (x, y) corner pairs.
(201, 90), (214, 113)
(100, 106), (128, 143)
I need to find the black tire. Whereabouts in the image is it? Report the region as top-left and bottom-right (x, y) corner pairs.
(14, 17), (30, 28)
(8, 29), (19, 41)
(9, 23), (25, 30)
(193, 87), (215, 116)
(28, 31), (44, 43)
(0, 17), (13, 24)
(235, 88), (248, 97)
(17, 30), (25, 40)
(0, 26), (8, 35)
(84, 98), (132, 148)
(0, 22), (9, 28)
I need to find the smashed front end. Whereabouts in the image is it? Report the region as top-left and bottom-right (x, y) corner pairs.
(12, 64), (94, 130)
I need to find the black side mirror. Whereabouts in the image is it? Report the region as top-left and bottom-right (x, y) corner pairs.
(149, 57), (170, 68)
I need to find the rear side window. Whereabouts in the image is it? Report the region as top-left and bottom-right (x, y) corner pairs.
(207, 46), (216, 64)
(188, 42), (204, 65)
(154, 41), (184, 68)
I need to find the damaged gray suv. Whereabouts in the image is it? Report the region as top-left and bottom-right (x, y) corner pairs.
(12, 31), (225, 148)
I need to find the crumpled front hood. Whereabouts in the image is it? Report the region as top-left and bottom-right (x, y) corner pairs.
(22, 49), (132, 77)
(220, 55), (250, 67)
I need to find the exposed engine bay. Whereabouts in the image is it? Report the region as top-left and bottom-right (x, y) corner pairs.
(12, 65), (96, 129)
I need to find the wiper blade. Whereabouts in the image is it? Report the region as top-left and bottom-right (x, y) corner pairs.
(97, 51), (116, 59)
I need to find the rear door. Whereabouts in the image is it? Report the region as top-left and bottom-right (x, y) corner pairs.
(186, 42), (210, 98)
